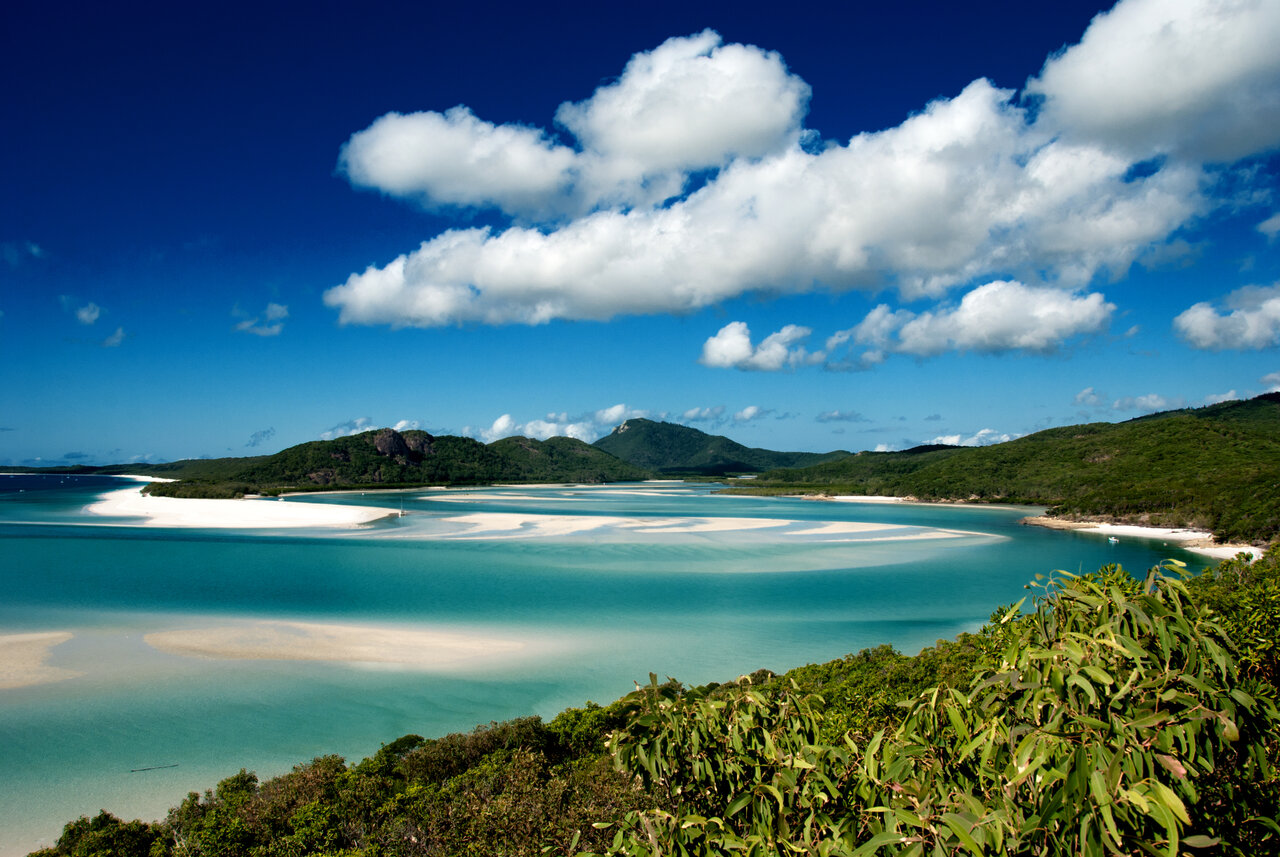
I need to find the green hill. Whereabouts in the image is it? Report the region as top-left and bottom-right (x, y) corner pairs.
(139, 428), (649, 497)
(739, 393), (1280, 543)
(592, 418), (849, 476)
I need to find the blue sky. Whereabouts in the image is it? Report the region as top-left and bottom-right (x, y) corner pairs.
(3, 0), (1279, 466)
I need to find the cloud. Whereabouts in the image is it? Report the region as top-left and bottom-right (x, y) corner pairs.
(834, 281), (1115, 361)
(1204, 390), (1238, 405)
(2, 241), (43, 268)
(246, 427), (276, 448)
(733, 405), (771, 423)
(929, 428), (1013, 447)
(699, 321), (818, 371)
(339, 31), (808, 219)
(234, 302), (289, 337)
(1074, 386), (1105, 407)
(1112, 393), (1182, 413)
(101, 326), (124, 347)
(924, 414), (943, 422)
(1026, 0), (1280, 162)
(1261, 213), (1280, 240)
(816, 410), (867, 423)
(392, 419), (420, 432)
(328, 1), (1277, 331)
(682, 405), (726, 423)
(1263, 371), (1280, 392)
(465, 403), (650, 443)
(1173, 284), (1280, 349)
(320, 417), (373, 440)
(75, 302), (101, 325)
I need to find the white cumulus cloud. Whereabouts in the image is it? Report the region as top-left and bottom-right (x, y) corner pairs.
(1262, 371), (1280, 392)
(1027, 0), (1280, 162)
(326, 0), (1279, 331)
(835, 281), (1115, 360)
(465, 404), (649, 443)
(699, 321), (817, 371)
(1258, 212), (1280, 240)
(1173, 284), (1280, 349)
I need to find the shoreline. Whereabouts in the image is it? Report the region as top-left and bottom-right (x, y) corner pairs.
(1019, 515), (1260, 560)
(791, 493), (1262, 561)
(0, 632), (82, 689)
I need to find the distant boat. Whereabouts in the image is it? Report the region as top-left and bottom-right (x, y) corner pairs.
(1108, 536), (1119, 544)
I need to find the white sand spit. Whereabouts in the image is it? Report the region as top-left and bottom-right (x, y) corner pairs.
(145, 621), (531, 670)
(0, 632), (82, 689)
(1024, 517), (1260, 561)
(85, 486), (397, 528)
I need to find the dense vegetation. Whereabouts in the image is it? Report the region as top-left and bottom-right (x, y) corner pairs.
(734, 394), (1280, 544)
(593, 418), (849, 476)
(34, 548), (1280, 856)
(138, 429), (650, 497)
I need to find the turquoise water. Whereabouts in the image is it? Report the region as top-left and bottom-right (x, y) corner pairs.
(0, 475), (1216, 854)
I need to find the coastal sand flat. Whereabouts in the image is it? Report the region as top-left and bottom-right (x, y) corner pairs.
(85, 486), (397, 528)
(1022, 516), (1260, 560)
(145, 621), (532, 670)
(0, 632), (82, 689)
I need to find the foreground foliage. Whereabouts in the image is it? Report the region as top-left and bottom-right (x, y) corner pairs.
(32, 550), (1280, 856)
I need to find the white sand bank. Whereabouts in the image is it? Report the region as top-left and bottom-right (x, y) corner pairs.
(0, 632), (82, 689)
(1023, 517), (1260, 560)
(85, 486), (397, 529)
(144, 621), (537, 670)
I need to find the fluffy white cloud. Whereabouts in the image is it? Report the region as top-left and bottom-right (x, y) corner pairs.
(699, 321), (817, 370)
(837, 281), (1114, 359)
(1074, 387), (1105, 407)
(329, 1), (1272, 330)
(1262, 371), (1280, 392)
(340, 107), (576, 218)
(1173, 284), (1280, 349)
(465, 404), (648, 443)
(1204, 390), (1239, 405)
(392, 419), (421, 431)
(1027, 0), (1280, 161)
(101, 326), (124, 347)
(733, 405), (772, 423)
(930, 428), (1013, 447)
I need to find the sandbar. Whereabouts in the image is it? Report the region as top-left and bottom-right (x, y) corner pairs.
(0, 632), (82, 689)
(144, 621), (534, 670)
(85, 486), (397, 529)
(1022, 516), (1260, 560)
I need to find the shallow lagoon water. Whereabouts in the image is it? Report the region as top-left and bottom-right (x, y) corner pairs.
(0, 475), (1218, 854)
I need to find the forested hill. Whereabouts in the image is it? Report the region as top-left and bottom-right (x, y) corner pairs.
(134, 428), (649, 497)
(735, 393), (1280, 544)
(592, 418), (850, 476)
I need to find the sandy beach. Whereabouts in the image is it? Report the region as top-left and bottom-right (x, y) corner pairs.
(85, 485), (398, 528)
(0, 632), (82, 689)
(1021, 516), (1261, 560)
(144, 620), (538, 670)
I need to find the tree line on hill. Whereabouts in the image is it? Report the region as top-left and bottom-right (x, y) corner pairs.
(33, 547), (1280, 856)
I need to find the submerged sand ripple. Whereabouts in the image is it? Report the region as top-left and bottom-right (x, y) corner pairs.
(144, 621), (531, 670)
(0, 632), (82, 689)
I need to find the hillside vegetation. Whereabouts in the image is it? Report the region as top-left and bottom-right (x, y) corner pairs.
(735, 394), (1280, 544)
(593, 418), (849, 476)
(33, 549), (1280, 856)
(139, 428), (649, 497)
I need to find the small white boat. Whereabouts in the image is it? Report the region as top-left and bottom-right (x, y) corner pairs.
(1108, 536), (1119, 544)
